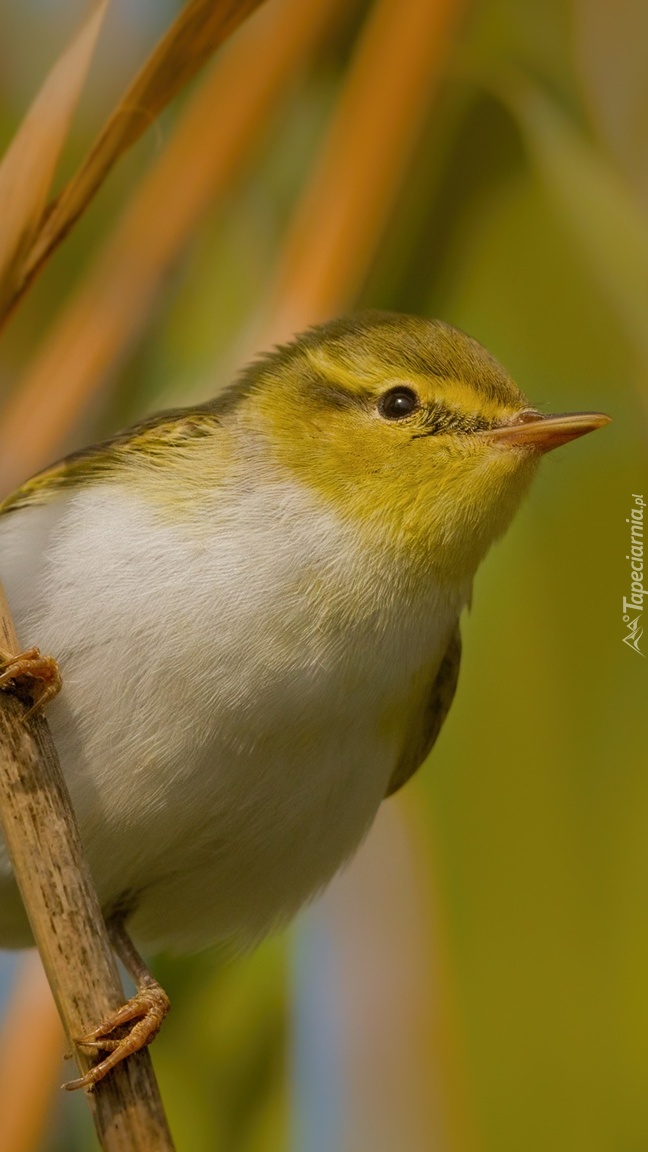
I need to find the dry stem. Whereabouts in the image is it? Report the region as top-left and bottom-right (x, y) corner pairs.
(0, 584), (175, 1151)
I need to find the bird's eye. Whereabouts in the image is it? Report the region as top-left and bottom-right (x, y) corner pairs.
(378, 387), (420, 420)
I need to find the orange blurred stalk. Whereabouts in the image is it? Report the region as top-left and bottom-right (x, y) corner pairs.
(0, 956), (64, 1152)
(0, 0), (347, 494)
(263, 0), (463, 344)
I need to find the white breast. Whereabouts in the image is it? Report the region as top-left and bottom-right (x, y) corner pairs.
(0, 478), (463, 953)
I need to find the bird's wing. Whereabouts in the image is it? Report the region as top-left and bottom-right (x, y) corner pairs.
(0, 452), (99, 515)
(0, 407), (222, 516)
(385, 623), (461, 797)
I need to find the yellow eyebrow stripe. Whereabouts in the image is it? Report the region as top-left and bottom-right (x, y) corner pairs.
(305, 347), (518, 424)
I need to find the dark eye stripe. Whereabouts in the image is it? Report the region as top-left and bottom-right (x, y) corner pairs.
(412, 406), (493, 437)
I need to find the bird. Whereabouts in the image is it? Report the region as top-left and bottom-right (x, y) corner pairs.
(0, 311), (609, 1088)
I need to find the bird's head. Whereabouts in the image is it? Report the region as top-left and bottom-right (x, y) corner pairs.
(235, 312), (610, 584)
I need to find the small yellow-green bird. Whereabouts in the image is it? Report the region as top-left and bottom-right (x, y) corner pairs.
(0, 312), (609, 1086)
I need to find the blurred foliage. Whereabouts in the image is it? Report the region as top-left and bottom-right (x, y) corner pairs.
(0, 0), (646, 1149)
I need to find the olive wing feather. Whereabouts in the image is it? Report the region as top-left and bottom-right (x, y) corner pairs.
(385, 624), (461, 797)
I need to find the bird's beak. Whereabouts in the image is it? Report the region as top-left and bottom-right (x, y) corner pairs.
(481, 409), (611, 454)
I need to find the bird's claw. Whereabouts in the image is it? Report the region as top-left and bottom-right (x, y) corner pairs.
(0, 647), (61, 719)
(64, 985), (170, 1091)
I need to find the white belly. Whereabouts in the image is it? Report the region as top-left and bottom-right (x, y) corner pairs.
(0, 480), (461, 953)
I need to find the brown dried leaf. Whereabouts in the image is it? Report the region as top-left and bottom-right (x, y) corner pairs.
(0, 2), (107, 315)
(16, 0), (266, 311)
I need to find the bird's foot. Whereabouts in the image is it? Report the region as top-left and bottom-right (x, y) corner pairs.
(0, 647), (61, 718)
(64, 983), (170, 1091)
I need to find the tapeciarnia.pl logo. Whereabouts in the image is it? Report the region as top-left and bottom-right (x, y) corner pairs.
(622, 493), (645, 656)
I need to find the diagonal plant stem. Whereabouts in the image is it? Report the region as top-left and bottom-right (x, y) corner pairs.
(3, 0), (268, 324)
(0, 1), (108, 316)
(0, 585), (175, 1150)
(0, 0), (346, 494)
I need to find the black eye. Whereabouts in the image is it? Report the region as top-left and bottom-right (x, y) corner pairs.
(378, 386), (419, 420)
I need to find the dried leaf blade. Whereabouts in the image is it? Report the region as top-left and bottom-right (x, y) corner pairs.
(21, 0), (266, 296)
(0, 1), (108, 313)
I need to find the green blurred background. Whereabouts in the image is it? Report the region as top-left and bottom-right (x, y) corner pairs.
(0, 0), (646, 1149)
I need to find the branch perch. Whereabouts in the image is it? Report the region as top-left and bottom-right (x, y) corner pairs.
(0, 583), (175, 1150)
